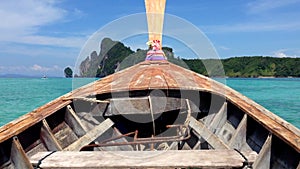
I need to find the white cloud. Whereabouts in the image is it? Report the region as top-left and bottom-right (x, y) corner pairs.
(202, 0), (300, 34)
(219, 46), (230, 50)
(247, 0), (300, 14)
(30, 64), (61, 71)
(31, 64), (43, 71)
(19, 35), (86, 48)
(203, 21), (300, 33)
(0, 0), (65, 33)
(273, 50), (300, 58)
(0, 0), (87, 48)
(0, 64), (63, 76)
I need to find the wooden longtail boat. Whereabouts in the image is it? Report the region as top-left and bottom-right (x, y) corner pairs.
(0, 59), (299, 168)
(1, 0), (299, 168)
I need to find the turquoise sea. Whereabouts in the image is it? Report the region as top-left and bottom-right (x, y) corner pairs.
(0, 78), (299, 128)
(0, 78), (96, 127)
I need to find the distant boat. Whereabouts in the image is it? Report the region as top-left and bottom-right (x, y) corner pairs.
(41, 75), (47, 79)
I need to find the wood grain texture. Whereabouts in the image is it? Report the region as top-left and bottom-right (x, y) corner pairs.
(30, 150), (256, 169)
(11, 137), (33, 169)
(64, 118), (114, 151)
(189, 117), (229, 149)
(0, 60), (299, 154)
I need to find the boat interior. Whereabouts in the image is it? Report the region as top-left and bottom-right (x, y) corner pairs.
(0, 88), (299, 169)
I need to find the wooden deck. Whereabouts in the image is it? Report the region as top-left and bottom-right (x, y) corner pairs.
(30, 150), (257, 169)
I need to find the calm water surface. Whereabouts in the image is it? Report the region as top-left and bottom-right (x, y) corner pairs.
(226, 78), (300, 128)
(0, 78), (96, 126)
(0, 78), (299, 128)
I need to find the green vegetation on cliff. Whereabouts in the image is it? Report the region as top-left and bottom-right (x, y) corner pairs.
(79, 38), (300, 78)
(183, 57), (300, 77)
(80, 38), (134, 77)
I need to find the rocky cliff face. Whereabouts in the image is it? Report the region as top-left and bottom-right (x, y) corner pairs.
(79, 40), (300, 78)
(79, 38), (177, 77)
(79, 38), (134, 77)
(79, 51), (96, 76)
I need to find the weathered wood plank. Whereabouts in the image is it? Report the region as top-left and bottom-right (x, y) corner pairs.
(65, 105), (87, 137)
(129, 67), (153, 90)
(148, 67), (168, 89)
(189, 117), (229, 149)
(209, 102), (227, 133)
(64, 118), (114, 151)
(107, 97), (187, 116)
(242, 150), (259, 166)
(253, 134), (272, 169)
(218, 122), (236, 144)
(109, 128), (134, 151)
(97, 127), (134, 151)
(30, 150), (256, 168)
(224, 88), (300, 153)
(108, 97), (150, 116)
(52, 122), (78, 149)
(11, 137), (33, 169)
(229, 114), (252, 151)
(0, 99), (72, 143)
(26, 140), (48, 158)
(40, 120), (63, 151)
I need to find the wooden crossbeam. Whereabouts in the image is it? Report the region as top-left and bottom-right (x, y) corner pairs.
(11, 136), (33, 169)
(229, 114), (250, 151)
(209, 102), (227, 133)
(65, 105), (87, 137)
(40, 120), (63, 151)
(30, 150), (256, 169)
(189, 117), (229, 149)
(253, 134), (272, 169)
(108, 97), (187, 115)
(64, 118), (114, 151)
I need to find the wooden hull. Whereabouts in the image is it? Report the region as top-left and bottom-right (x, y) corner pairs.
(0, 60), (299, 169)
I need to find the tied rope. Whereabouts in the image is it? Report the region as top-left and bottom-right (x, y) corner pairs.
(34, 151), (56, 169)
(63, 97), (109, 103)
(234, 148), (252, 168)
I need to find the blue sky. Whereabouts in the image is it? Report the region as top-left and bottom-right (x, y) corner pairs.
(0, 0), (300, 76)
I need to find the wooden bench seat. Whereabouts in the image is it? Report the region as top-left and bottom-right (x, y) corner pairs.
(64, 118), (114, 151)
(30, 150), (257, 168)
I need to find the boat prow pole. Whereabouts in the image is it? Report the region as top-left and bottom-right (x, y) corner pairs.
(145, 0), (167, 61)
